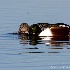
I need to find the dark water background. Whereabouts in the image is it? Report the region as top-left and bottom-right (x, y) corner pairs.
(0, 0), (70, 70)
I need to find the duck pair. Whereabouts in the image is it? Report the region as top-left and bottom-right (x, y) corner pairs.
(18, 23), (42, 35)
(18, 23), (69, 37)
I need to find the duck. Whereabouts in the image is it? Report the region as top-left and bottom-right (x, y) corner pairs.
(18, 23), (29, 34)
(38, 23), (69, 37)
(18, 23), (69, 37)
(18, 23), (42, 36)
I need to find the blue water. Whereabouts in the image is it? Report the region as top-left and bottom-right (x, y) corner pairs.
(0, 0), (70, 70)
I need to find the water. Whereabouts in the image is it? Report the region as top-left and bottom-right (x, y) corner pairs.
(0, 30), (70, 70)
(0, 0), (70, 70)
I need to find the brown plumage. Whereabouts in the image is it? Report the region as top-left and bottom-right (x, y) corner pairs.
(18, 23), (29, 34)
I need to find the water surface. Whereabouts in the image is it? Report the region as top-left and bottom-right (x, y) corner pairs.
(0, 30), (70, 70)
(0, 0), (70, 70)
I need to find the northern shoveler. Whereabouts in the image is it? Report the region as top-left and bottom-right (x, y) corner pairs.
(18, 23), (69, 37)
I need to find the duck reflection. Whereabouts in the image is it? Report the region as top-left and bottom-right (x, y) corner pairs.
(19, 34), (70, 54)
(42, 36), (69, 46)
(19, 34), (69, 46)
(19, 34), (29, 45)
(19, 34), (42, 45)
(29, 36), (41, 45)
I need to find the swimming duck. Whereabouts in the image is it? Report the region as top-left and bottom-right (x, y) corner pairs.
(18, 23), (69, 37)
(18, 23), (29, 34)
(18, 23), (42, 35)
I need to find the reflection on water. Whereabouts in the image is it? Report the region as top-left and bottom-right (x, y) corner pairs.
(19, 34), (69, 46)
(1, 33), (70, 70)
(18, 34), (70, 53)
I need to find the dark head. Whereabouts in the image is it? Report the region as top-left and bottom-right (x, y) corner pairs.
(29, 24), (42, 35)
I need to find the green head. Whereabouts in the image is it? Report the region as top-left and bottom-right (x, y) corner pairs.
(29, 24), (42, 35)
